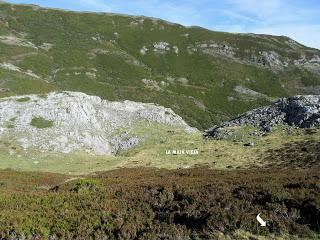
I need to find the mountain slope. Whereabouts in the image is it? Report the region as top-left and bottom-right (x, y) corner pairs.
(0, 2), (320, 129)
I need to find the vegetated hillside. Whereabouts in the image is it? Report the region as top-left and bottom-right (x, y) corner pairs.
(0, 168), (319, 239)
(0, 2), (320, 129)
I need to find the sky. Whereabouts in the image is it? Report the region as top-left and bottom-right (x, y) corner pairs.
(4, 0), (320, 49)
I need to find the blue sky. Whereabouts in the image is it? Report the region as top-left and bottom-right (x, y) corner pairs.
(5, 0), (320, 49)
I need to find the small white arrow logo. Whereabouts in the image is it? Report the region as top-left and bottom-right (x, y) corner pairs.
(256, 213), (267, 227)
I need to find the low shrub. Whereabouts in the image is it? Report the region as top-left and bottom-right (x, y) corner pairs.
(0, 168), (318, 239)
(30, 117), (54, 129)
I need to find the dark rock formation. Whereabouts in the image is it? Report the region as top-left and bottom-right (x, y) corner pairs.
(204, 95), (320, 138)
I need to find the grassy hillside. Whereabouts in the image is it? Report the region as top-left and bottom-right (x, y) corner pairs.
(0, 2), (319, 129)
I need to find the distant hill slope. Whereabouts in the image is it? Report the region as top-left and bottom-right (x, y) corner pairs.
(0, 2), (319, 129)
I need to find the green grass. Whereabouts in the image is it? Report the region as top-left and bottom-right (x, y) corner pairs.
(30, 117), (54, 128)
(16, 96), (31, 102)
(0, 69), (58, 98)
(0, 123), (318, 175)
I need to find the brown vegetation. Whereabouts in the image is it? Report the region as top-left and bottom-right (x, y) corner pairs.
(263, 140), (320, 168)
(0, 167), (319, 239)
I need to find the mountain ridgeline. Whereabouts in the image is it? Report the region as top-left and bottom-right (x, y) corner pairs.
(0, 2), (320, 129)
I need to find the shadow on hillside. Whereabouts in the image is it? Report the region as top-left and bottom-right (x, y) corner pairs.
(262, 140), (320, 168)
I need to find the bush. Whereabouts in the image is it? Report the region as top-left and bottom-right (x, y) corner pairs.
(30, 117), (54, 128)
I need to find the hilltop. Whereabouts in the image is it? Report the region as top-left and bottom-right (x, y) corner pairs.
(0, 1), (319, 129)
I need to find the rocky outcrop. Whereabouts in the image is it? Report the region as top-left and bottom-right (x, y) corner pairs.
(294, 55), (320, 74)
(187, 40), (319, 72)
(0, 92), (197, 155)
(153, 42), (170, 53)
(204, 95), (320, 138)
(187, 42), (236, 58)
(234, 85), (266, 98)
(0, 34), (37, 49)
(246, 51), (289, 70)
(0, 62), (40, 79)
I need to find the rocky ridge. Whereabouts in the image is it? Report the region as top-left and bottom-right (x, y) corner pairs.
(204, 95), (320, 138)
(0, 91), (196, 155)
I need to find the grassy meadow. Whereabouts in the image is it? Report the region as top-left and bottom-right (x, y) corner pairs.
(0, 124), (318, 174)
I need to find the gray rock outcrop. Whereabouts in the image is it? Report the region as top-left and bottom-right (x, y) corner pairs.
(0, 91), (197, 155)
(204, 95), (320, 138)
